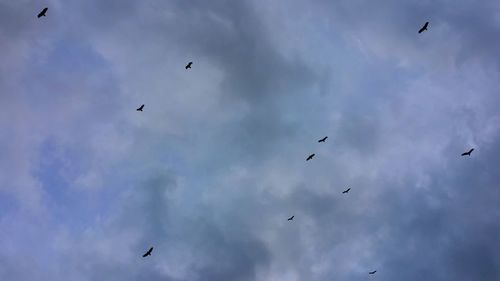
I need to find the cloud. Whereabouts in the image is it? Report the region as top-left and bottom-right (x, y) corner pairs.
(1, 0), (500, 280)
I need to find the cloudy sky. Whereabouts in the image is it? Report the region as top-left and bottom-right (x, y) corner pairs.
(1, 0), (500, 280)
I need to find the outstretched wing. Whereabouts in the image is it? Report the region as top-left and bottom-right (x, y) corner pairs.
(418, 22), (429, 33)
(461, 149), (473, 156)
(37, 8), (48, 17)
(142, 247), (153, 257)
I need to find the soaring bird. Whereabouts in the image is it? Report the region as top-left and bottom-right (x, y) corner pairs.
(287, 215), (294, 221)
(306, 154), (315, 161)
(136, 104), (144, 111)
(461, 148), (474, 156)
(318, 136), (328, 143)
(369, 270), (377, 275)
(418, 21), (429, 33)
(185, 62), (193, 69)
(142, 247), (153, 257)
(37, 7), (48, 18)
(342, 188), (351, 194)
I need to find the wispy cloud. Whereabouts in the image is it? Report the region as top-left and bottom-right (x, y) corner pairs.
(0, 0), (499, 280)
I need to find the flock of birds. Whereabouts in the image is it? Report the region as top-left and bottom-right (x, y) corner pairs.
(36, 6), (476, 276)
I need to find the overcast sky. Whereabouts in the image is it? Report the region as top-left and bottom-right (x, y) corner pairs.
(1, 0), (500, 280)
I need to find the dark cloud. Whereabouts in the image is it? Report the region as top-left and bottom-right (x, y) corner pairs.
(1, 0), (500, 280)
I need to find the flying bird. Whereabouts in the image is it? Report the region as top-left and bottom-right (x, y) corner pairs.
(461, 148), (474, 156)
(185, 62), (193, 69)
(342, 188), (351, 194)
(369, 270), (377, 275)
(136, 104), (144, 111)
(287, 215), (294, 221)
(318, 136), (328, 143)
(306, 154), (315, 161)
(418, 21), (429, 33)
(37, 7), (48, 18)
(142, 247), (153, 257)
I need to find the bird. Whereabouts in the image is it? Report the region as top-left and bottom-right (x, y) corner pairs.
(306, 154), (315, 161)
(418, 21), (429, 33)
(342, 188), (351, 194)
(461, 148), (474, 156)
(318, 136), (328, 143)
(136, 104), (144, 111)
(185, 62), (193, 69)
(369, 270), (377, 275)
(287, 215), (294, 221)
(37, 7), (48, 18)
(142, 247), (153, 257)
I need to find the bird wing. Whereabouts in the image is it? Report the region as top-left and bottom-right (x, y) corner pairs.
(418, 22), (428, 33)
(143, 247), (153, 255)
(38, 8), (47, 17)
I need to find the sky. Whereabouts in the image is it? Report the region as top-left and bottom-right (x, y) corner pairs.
(1, 0), (500, 280)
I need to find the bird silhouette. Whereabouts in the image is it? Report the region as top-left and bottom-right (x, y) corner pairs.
(306, 154), (315, 161)
(318, 136), (328, 143)
(418, 21), (429, 33)
(185, 62), (193, 69)
(287, 215), (294, 221)
(461, 148), (474, 156)
(142, 247), (153, 257)
(369, 270), (377, 275)
(136, 104), (144, 111)
(37, 7), (48, 18)
(342, 188), (351, 194)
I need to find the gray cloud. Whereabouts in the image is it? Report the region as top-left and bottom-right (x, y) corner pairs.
(0, 0), (499, 280)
